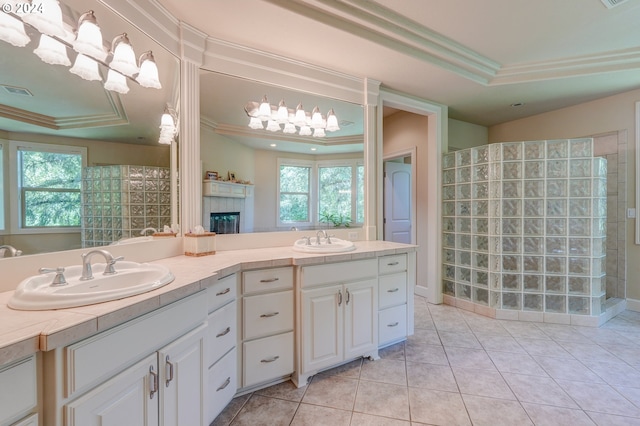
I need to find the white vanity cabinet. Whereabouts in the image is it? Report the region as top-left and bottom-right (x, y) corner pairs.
(43, 292), (208, 426)
(205, 273), (238, 424)
(378, 254), (412, 346)
(297, 259), (378, 385)
(0, 355), (37, 426)
(240, 267), (294, 389)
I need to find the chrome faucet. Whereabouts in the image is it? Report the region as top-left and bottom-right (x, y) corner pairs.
(0, 245), (22, 257)
(316, 230), (328, 245)
(140, 227), (157, 236)
(80, 249), (124, 281)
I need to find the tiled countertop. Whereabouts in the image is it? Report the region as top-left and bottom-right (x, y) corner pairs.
(0, 241), (415, 365)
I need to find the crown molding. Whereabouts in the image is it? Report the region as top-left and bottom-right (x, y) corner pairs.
(0, 90), (128, 130)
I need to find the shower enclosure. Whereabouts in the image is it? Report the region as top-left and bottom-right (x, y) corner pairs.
(442, 139), (607, 321)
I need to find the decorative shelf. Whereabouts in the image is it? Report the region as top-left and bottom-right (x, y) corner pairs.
(203, 180), (254, 198)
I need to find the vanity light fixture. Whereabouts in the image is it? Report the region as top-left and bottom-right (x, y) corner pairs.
(136, 51), (162, 89)
(73, 10), (106, 61)
(0, 1), (30, 46)
(109, 33), (138, 77)
(0, 3), (162, 94)
(69, 53), (101, 81)
(33, 33), (70, 65)
(158, 104), (177, 145)
(21, 0), (65, 38)
(244, 96), (340, 137)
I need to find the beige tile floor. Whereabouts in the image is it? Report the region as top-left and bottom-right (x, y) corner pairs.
(212, 297), (640, 425)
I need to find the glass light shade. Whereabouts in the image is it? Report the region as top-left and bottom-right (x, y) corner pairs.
(33, 34), (70, 65)
(313, 128), (326, 138)
(326, 109), (340, 132)
(294, 103), (307, 127)
(283, 122), (296, 134)
(136, 51), (161, 89)
(266, 119), (280, 132)
(248, 117), (263, 130)
(110, 34), (138, 77)
(0, 8), (30, 46)
(258, 95), (271, 121)
(104, 69), (129, 94)
(73, 11), (107, 61)
(311, 106), (324, 129)
(160, 112), (175, 128)
(299, 125), (312, 136)
(69, 53), (101, 81)
(158, 137), (172, 145)
(22, 0), (65, 38)
(276, 100), (289, 123)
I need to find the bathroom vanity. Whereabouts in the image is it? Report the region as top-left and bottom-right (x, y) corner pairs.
(0, 241), (415, 426)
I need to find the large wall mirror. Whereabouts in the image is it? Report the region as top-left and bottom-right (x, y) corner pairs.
(0, 0), (179, 256)
(200, 70), (364, 234)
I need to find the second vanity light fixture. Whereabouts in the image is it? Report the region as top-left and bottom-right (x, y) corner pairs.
(244, 95), (340, 138)
(0, 0), (162, 94)
(158, 104), (177, 145)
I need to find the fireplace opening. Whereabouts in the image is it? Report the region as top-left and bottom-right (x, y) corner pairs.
(210, 212), (240, 234)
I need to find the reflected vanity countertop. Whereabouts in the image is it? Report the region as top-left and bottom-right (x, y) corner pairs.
(0, 240), (416, 365)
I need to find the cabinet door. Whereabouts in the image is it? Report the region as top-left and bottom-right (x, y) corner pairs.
(159, 324), (207, 426)
(65, 353), (159, 426)
(344, 279), (378, 360)
(301, 285), (343, 373)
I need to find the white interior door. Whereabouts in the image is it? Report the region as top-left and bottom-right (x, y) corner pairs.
(384, 161), (412, 243)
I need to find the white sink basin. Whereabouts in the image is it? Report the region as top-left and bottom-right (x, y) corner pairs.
(8, 261), (174, 311)
(110, 236), (154, 245)
(292, 237), (356, 253)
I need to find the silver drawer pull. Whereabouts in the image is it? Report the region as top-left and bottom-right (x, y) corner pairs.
(260, 312), (280, 318)
(260, 277), (280, 283)
(149, 366), (158, 399)
(261, 356), (280, 363)
(387, 261), (400, 266)
(216, 377), (231, 392)
(387, 288), (400, 293)
(216, 326), (231, 338)
(388, 322), (399, 327)
(216, 288), (231, 296)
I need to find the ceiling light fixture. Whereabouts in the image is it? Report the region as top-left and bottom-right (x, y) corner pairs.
(0, 4), (162, 94)
(244, 96), (340, 137)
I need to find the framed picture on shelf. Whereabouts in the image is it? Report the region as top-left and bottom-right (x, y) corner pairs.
(228, 171), (236, 182)
(205, 171), (218, 180)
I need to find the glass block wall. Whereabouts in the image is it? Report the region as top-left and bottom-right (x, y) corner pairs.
(442, 139), (608, 316)
(81, 165), (172, 247)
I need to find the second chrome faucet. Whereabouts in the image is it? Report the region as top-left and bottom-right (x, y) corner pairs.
(80, 249), (124, 281)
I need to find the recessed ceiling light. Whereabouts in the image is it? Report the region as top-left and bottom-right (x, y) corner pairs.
(1, 84), (33, 96)
(311, 147), (317, 151)
(270, 143), (277, 147)
(511, 102), (525, 107)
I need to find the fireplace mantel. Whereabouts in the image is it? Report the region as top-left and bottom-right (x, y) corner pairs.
(203, 180), (254, 198)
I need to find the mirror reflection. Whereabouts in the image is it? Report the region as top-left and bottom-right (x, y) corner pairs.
(200, 71), (364, 233)
(0, 0), (180, 256)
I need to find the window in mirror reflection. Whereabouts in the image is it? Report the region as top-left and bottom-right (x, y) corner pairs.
(0, 146), (4, 230)
(278, 158), (363, 228)
(13, 142), (86, 229)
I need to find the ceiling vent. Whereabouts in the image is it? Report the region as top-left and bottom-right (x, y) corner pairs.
(601, 0), (629, 9)
(1, 84), (33, 96)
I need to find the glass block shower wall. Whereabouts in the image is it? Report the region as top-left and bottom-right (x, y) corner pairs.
(81, 165), (172, 247)
(442, 139), (608, 317)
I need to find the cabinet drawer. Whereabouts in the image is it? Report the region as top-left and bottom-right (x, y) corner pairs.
(208, 348), (237, 423)
(208, 302), (237, 367)
(378, 272), (407, 309)
(243, 267), (293, 294)
(243, 290), (293, 340)
(302, 259), (377, 288)
(379, 304), (408, 346)
(378, 254), (407, 275)
(207, 274), (237, 312)
(243, 332), (293, 388)
(0, 356), (36, 425)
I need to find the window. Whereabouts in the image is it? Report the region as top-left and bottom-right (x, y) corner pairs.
(278, 158), (363, 228)
(10, 142), (86, 231)
(0, 145), (4, 231)
(279, 162), (312, 224)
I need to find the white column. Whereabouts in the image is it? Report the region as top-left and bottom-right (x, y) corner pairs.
(364, 78), (381, 240)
